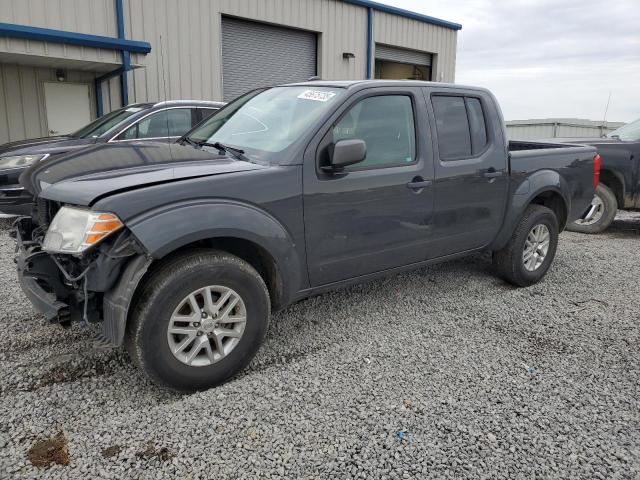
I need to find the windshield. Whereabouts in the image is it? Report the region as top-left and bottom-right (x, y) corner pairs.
(72, 105), (151, 139)
(187, 86), (345, 160)
(607, 118), (640, 141)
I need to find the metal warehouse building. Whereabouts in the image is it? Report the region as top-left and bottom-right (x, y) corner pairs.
(0, 0), (461, 144)
(506, 118), (625, 140)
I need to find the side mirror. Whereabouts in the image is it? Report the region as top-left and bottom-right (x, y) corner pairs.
(326, 139), (366, 172)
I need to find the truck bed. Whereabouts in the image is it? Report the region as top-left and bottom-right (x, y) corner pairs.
(507, 139), (597, 227)
(508, 140), (589, 151)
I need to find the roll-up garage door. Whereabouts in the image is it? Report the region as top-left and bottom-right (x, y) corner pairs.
(221, 17), (317, 101)
(375, 44), (432, 66)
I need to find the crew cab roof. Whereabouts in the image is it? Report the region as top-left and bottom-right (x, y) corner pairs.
(282, 79), (490, 94)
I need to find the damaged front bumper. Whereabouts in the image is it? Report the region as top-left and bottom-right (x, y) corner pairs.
(13, 216), (152, 345)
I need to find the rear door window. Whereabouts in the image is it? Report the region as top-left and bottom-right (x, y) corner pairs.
(432, 95), (489, 160)
(466, 97), (488, 154)
(118, 108), (196, 140)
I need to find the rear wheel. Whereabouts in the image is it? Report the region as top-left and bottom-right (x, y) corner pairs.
(493, 204), (559, 287)
(126, 250), (270, 392)
(567, 184), (617, 234)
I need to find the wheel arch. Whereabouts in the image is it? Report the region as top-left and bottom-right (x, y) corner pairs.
(599, 169), (624, 208)
(491, 171), (570, 251)
(528, 189), (568, 231)
(142, 236), (287, 311)
(127, 200), (305, 309)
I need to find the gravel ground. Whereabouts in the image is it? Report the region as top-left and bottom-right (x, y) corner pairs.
(0, 214), (638, 479)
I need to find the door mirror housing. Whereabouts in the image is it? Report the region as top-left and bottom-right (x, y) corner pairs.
(325, 139), (366, 172)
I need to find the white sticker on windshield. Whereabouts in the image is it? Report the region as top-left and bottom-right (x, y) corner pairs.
(297, 90), (337, 102)
(125, 107), (144, 112)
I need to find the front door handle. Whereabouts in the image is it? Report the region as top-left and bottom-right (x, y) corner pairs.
(407, 177), (432, 191)
(483, 170), (503, 178)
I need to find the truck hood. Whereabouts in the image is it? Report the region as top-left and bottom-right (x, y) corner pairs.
(0, 136), (97, 157)
(28, 142), (266, 206)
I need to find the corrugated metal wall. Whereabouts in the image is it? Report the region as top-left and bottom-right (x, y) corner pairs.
(506, 120), (626, 140)
(124, 0), (370, 103)
(375, 44), (432, 66)
(220, 17), (317, 101)
(374, 10), (456, 82)
(0, 0), (459, 142)
(0, 64), (97, 144)
(124, 0), (457, 104)
(0, 0), (122, 66)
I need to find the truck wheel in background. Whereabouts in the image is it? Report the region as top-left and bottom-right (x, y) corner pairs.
(566, 184), (617, 234)
(493, 204), (559, 287)
(126, 250), (270, 392)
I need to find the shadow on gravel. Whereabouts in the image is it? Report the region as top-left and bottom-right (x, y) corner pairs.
(243, 252), (497, 375)
(605, 217), (640, 239)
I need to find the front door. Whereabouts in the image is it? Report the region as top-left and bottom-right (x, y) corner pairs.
(43, 82), (92, 136)
(425, 88), (509, 258)
(303, 88), (435, 286)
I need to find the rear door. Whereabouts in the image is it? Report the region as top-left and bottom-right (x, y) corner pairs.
(424, 88), (508, 257)
(303, 87), (435, 286)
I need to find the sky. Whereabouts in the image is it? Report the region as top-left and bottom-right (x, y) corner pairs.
(384, 0), (640, 122)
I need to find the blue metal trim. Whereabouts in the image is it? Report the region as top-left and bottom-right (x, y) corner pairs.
(0, 22), (152, 53)
(120, 51), (130, 106)
(115, 0), (129, 106)
(95, 65), (131, 116)
(342, 0), (462, 30)
(115, 0), (126, 39)
(96, 66), (127, 84)
(95, 79), (104, 117)
(366, 8), (373, 79)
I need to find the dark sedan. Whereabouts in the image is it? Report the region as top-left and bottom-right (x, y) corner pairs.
(0, 100), (224, 215)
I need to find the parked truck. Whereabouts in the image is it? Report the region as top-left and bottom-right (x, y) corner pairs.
(13, 81), (599, 391)
(561, 117), (640, 233)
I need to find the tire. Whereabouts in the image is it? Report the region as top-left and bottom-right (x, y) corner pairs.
(126, 250), (270, 392)
(566, 184), (617, 234)
(493, 204), (559, 287)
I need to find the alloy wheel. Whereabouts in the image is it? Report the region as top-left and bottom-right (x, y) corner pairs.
(523, 224), (551, 272)
(167, 286), (247, 367)
(575, 194), (604, 226)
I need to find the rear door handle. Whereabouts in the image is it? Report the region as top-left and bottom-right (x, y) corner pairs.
(407, 177), (432, 190)
(483, 171), (503, 178)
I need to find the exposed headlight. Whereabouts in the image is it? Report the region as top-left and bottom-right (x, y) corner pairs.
(43, 206), (124, 254)
(0, 154), (49, 169)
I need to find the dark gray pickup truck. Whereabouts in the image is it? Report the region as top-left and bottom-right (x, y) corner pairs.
(13, 80), (598, 391)
(560, 117), (640, 233)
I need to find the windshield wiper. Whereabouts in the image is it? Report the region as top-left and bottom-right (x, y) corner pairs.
(200, 141), (250, 162)
(180, 137), (251, 162)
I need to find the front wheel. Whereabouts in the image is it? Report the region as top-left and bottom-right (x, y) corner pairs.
(126, 250), (270, 392)
(566, 184), (617, 234)
(493, 204), (559, 287)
